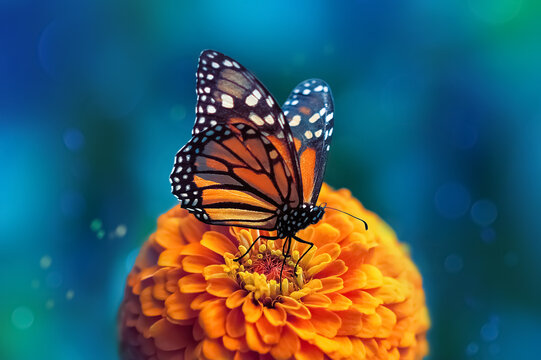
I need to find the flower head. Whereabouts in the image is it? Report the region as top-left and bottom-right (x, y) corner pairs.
(118, 184), (430, 359)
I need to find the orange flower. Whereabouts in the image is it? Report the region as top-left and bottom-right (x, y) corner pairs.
(118, 184), (430, 360)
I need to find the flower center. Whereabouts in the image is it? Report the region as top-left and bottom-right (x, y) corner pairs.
(222, 234), (321, 301)
(248, 251), (294, 282)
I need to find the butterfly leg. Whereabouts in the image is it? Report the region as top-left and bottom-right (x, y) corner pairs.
(292, 235), (314, 276)
(233, 234), (280, 262)
(279, 236), (292, 292)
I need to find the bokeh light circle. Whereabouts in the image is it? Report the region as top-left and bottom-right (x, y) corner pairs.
(444, 253), (464, 273)
(11, 306), (34, 330)
(471, 199), (498, 226)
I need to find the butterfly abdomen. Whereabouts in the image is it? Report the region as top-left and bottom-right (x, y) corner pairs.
(276, 203), (325, 238)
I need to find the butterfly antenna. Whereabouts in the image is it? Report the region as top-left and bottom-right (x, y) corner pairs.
(323, 205), (369, 230)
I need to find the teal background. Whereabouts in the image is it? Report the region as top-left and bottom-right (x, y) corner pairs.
(2, 0), (540, 359)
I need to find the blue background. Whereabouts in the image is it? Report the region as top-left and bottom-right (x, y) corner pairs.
(2, 0), (540, 359)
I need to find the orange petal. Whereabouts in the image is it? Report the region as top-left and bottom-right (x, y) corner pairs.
(152, 269), (170, 301)
(295, 341), (323, 360)
(358, 312), (381, 338)
(190, 292), (216, 310)
(202, 338), (233, 360)
(311, 223), (340, 247)
(270, 325), (300, 360)
(360, 264), (383, 289)
(325, 214), (354, 242)
(314, 243), (341, 262)
(325, 293), (353, 311)
(314, 335), (353, 358)
(255, 314), (282, 344)
(226, 289), (249, 309)
(350, 338), (367, 360)
(317, 277), (344, 294)
(202, 264), (227, 279)
(314, 259), (348, 279)
(335, 307), (363, 336)
(207, 276), (239, 297)
(245, 322), (271, 354)
(309, 308), (341, 337)
(368, 277), (407, 304)
(200, 231), (238, 255)
(198, 299), (227, 338)
(179, 243), (221, 261)
(192, 319), (205, 341)
(347, 290), (382, 314)
(165, 290), (198, 321)
(242, 294), (263, 323)
(301, 294), (331, 308)
(262, 306), (287, 326)
(341, 269), (367, 293)
(286, 317), (316, 340)
(182, 255), (216, 273)
(276, 301), (311, 320)
(158, 248), (182, 267)
(223, 335), (249, 352)
(226, 306), (246, 338)
(140, 286), (163, 317)
(149, 318), (192, 351)
(233, 350), (258, 360)
(178, 273), (207, 293)
(375, 305), (397, 338)
(338, 241), (366, 270)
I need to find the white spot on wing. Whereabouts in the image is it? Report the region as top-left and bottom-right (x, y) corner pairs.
(309, 113), (320, 123)
(245, 94), (258, 106)
(304, 130), (313, 139)
(221, 94), (234, 108)
(289, 115), (301, 127)
(249, 113), (265, 125)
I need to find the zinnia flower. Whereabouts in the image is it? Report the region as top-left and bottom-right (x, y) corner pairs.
(118, 184), (430, 359)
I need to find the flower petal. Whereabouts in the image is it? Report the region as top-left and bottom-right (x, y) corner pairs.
(314, 259), (348, 279)
(301, 293), (331, 308)
(198, 299), (227, 338)
(375, 305), (397, 338)
(190, 292), (216, 310)
(242, 294), (263, 323)
(226, 289), (249, 309)
(207, 276), (239, 297)
(262, 306), (287, 326)
(223, 335), (249, 352)
(255, 314), (282, 344)
(158, 249), (182, 267)
(245, 322), (272, 353)
(325, 214), (354, 242)
(350, 338), (367, 360)
(312, 223), (340, 247)
(317, 277), (344, 294)
(182, 255), (216, 273)
(179, 242), (221, 261)
(276, 300), (310, 319)
(347, 290), (382, 314)
(295, 341), (323, 360)
(140, 286), (163, 317)
(286, 317), (316, 340)
(149, 319), (192, 351)
(361, 264), (384, 289)
(226, 306), (246, 338)
(309, 308), (341, 337)
(270, 325), (300, 360)
(335, 307), (363, 336)
(233, 350), (258, 360)
(178, 273), (206, 293)
(165, 291), (198, 321)
(314, 335), (353, 358)
(200, 231), (238, 255)
(202, 338), (233, 360)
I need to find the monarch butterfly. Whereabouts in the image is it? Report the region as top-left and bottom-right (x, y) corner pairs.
(170, 50), (366, 283)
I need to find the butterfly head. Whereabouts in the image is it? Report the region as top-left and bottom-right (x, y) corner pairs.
(276, 203), (326, 238)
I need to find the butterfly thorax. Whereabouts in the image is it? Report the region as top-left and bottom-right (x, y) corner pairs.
(275, 203), (325, 238)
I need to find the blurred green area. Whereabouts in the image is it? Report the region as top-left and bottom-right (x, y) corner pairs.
(1, 0), (541, 359)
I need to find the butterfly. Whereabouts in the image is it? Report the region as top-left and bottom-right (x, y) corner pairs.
(170, 50), (351, 278)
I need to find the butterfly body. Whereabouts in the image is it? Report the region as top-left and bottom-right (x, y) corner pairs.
(171, 50), (335, 281)
(275, 203), (325, 238)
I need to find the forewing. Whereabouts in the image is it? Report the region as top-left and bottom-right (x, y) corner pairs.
(170, 123), (298, 229)
(282, 79), (334, 204)
(193, 50), (302, 204)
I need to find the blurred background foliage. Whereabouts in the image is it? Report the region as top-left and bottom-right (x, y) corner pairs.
(1, 0), (540, 359)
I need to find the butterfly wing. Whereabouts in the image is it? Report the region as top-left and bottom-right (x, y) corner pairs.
(193, 50), (302, 205)
(170, 122), (298, 229)
(282, 79), (334, 204)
